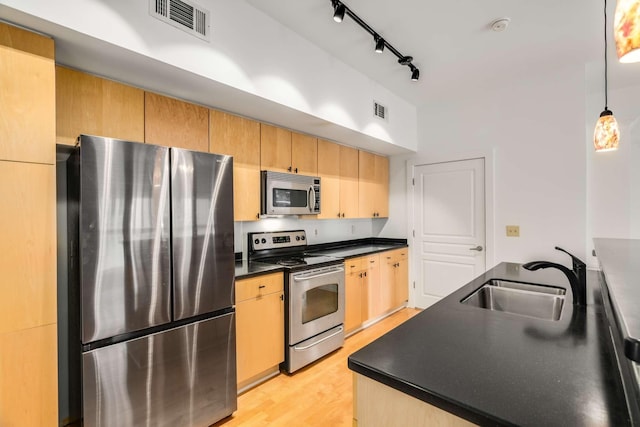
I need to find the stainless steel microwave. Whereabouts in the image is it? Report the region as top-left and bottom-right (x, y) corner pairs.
(261, 171), (321, 215)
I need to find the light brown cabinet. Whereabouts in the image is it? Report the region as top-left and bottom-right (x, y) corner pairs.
(56, 66), (144, 145)
(358, 151), (389, 218)
(0, 22), (58, 426)
(345, 248), (408, 333)
(0, 23), (55, 164)
(144, 92), (209, 151)
(345, 258), (364, 333)
(235, 272), (284, 387)
(317, 140), (359, 219)
(261, 124), (317, 175)
(209, 109), (261, 221)
(380, 248), (409, 310)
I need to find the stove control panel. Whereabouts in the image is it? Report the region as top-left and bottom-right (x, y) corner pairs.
(250, 230), (307, 251)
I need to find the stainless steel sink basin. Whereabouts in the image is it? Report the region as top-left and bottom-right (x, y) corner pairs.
(461, 279), (566, 321)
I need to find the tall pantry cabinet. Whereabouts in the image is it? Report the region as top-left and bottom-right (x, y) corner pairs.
(0, 22), (58, 426)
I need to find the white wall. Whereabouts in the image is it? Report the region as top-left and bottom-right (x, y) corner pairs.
(396, 63), (588, 267)
(587, 83), (640, 268)
(0, 0), (417, 154)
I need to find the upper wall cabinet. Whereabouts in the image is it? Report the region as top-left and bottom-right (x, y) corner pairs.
(261, 124), (317, 175)
(317, 140), (359, 219)
(56, 67), (144, 146)
(0, 23), (55, 164)
(358, 151), (389, 218)
(210, 109), (261, 221)
(145, 92), (209, 151)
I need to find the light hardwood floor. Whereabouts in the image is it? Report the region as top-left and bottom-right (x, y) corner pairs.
(213, 308), (421, 427)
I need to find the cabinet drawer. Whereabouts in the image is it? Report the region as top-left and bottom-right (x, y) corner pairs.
(236, 272), (283, 303)
(345, 258), (364, 274)
(382, 248), (408, 263)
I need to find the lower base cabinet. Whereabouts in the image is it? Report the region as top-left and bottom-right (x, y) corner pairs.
(354, 374), (473, 427)
(345, 249), (408, 334)
(235, 272), (284, 388)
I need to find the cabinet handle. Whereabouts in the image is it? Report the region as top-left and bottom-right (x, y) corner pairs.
(295, 167), (298, 173)
(370, 260), (375, 264)
(288, 166), (292, 172)
(350, 264), (356, 269)
(364, 272), (367, 277)
(337, 213), (341, 218)
(256, 213), (260, 219)
(386, 256), (391, 260)
(341, 213), (345, 218)
(258, 285), (266, 289)
(359, 273), (363, 278)
(280, 294), (284, 301)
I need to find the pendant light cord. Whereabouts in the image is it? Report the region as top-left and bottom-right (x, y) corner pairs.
(604, 0), (609, 109)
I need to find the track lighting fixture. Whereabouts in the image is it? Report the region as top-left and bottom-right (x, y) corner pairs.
(330, 0), (419, 81)
(332, 1), (345, 23)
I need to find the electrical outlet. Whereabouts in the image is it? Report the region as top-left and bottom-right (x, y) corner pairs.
(506, 225), (520, 237)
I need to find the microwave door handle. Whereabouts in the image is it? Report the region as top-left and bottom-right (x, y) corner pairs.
(308, 185), (315, 213)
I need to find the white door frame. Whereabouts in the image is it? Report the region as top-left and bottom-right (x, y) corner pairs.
(406, 149), (495, 308)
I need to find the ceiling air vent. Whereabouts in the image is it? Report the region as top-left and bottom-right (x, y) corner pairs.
(150, 0), (210, 42)
(373, 101), (388, 121)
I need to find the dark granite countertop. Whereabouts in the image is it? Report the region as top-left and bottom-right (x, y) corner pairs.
(234, 260), (283, 279)
(593, 238), (640, 363)
(348, 262), (631, 426)
(235, 237), (408, 279)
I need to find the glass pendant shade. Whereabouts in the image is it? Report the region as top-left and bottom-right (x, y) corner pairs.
(593, 110), (620, 151)
(614, 0), (640, 63)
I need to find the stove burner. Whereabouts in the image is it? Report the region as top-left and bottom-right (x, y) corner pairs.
(276, 257), (307, 266)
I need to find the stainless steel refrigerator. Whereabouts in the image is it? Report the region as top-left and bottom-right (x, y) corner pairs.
(65, 135), (236, 427)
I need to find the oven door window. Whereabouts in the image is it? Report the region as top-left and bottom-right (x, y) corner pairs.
(273, 188), (308, 208)
(302, 284), (338, 324)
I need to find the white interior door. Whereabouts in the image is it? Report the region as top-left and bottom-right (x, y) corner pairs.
(412, 158), (485, 309)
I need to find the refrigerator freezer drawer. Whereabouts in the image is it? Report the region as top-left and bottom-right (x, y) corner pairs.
(82, 313), (237, 427)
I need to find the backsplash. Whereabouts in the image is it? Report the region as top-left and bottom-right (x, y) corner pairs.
(234, 218), (385, 257)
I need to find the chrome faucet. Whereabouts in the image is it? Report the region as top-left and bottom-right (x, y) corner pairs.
(522, 247), (587, 306)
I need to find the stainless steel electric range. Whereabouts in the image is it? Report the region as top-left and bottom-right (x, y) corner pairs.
(248, 230), (345, 373)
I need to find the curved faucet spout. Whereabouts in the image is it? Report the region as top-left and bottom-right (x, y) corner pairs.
(522, 260), (586, 306)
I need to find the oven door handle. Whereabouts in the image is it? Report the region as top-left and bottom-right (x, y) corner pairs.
(293, 326), (344, 351)
(293, 268), (345, 281)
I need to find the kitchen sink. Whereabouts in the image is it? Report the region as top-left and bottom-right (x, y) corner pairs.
(461, 279), (566, 321)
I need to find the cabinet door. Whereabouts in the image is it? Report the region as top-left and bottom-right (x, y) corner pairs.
(56, 67), (144, 145)
(363, 254), (381, 320)
(344, 258), (364, 332)
(358, 151), (376, 218)
(235, 291), (284, 385)
(210, 109), (261, 221)
(395, 255), (409, 307)
(317, 139), (341, 219)
(375, 154), (389, 218)
(0, 23), (55, 164)
(291, 132), (317, 175)
(339, 145), (359, 218)
(144, 92), (209, 151)
(260, 123), (292, 172)
(379, 251), (398, 314)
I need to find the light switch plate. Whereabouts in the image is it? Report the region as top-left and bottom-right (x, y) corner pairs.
(506, 225), (520, 237)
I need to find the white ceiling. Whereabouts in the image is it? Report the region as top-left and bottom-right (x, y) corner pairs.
(246, 0), (639, 107)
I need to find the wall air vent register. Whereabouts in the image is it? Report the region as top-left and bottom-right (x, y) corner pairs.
(373, 101), (388, 121)
(150, 0), (210, 42)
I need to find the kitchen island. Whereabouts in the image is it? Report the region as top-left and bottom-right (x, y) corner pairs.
(349, 262), (632, 426)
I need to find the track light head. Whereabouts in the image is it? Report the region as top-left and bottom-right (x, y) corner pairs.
(333, 1), (345, 22)
(375, 36), (385, 53)
(411, 67), (420, 81)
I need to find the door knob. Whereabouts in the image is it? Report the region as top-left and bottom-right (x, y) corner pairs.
(469, 245), (483, 252)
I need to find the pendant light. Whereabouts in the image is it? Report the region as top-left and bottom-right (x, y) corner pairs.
(614, 0), (640, 63)
(594, 0), (620, 152)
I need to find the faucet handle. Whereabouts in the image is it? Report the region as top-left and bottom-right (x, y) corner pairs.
(554, 246), (586, 272)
